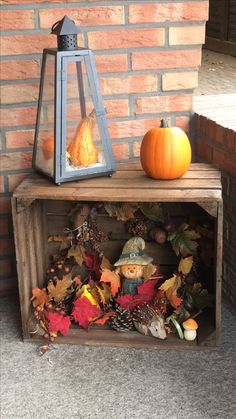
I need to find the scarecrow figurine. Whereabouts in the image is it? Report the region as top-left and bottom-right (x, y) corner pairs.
(114, 237), (153, 295)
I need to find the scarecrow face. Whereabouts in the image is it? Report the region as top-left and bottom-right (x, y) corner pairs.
(121, 264), (144, 279)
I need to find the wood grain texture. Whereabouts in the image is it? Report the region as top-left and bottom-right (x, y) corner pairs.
(13, 162), (222, 203)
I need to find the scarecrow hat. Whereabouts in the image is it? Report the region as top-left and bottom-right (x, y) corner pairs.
(114, 237), (153, 266)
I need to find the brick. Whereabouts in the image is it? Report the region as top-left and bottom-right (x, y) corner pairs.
(39, 6), (124, 28)
(169, 26), (206, 45)
(0, 259), (12, 277)
(225, 129), (236, 151)
(1, 152), (32, 171)
(195, 140), (213, 163)
(0, 176), (4, 193)
(0, 107), (37, 127)
(213, 149), (236, 176)
(1, 0), (101, 3)
(100, 75), (158, 96)
(215, 124), (225, 144)
(1, 33), (84, 55)
(0, 237), (15, 255)
(6, 130), (35, 149)
(109, 118), (162, 140)
(0, 10), (35, 31)
(8, 174), (29, 193)
(95, 54), (128, 73)
(0, 59), (41, 81)
(88, 28), (165, 50)
(112, 143), (129, 161)
(1, 83), (39, 105)
(132, 49), (201, 71)
(129, 2), (209, 23)
(0, 219), (8, 236)
(0, 197), (11, 214)
(133, 141), (141, 158)
(136, 94), (192, 114)
(175, 116), (191, 133)
(104, 99), (129, 118)
(162, 71), (198, 91)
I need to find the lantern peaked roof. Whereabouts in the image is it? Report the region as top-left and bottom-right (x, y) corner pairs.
(51, 16), (80, 36)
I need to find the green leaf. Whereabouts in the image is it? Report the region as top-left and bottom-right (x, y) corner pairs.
(168, 223), (200, 257)
(139, 203), (164, 222)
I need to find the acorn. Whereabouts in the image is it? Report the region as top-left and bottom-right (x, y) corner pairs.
(149, 227), (167, 244)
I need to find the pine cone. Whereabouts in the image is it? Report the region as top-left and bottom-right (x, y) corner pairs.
(105, 300), (134, 332)
(125, 218), (148, 237)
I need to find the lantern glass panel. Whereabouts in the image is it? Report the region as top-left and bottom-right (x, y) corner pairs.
(35, 54), (55, 177)
(62, 57), (107, 178)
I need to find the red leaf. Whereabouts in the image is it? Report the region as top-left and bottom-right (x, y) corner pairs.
(72, 296), (102, 330)
(137, 278), (161, 301)
(84, 252), (101, 278)
(116, 294), (147, 311)
(45, 312), (71, 336)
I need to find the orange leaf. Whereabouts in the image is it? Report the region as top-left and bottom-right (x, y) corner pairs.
(93, 311), (116, 325)
(166, 286), (182, 309)
(100, 268), (121, 296)
(31, 288), (50, 308)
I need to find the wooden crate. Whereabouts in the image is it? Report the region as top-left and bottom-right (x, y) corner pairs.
(12, 162), (223, 350)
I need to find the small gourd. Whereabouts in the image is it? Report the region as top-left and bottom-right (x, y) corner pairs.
(140, 119), (191, 180)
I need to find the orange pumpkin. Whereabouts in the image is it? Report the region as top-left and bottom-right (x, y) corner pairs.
(140, 119), (191, 180)
(42, 136), (54, 160)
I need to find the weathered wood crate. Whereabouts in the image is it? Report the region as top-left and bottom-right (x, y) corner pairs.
(12, 162), (223, 350)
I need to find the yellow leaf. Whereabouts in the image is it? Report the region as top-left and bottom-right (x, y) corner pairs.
(80, 285), (100, 307)
(47, 277), (71, 302)
(178, 256), (193, 275)
(159, 274), (181, 292)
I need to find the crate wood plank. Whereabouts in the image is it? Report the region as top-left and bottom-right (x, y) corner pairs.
(14, 187), (222, 202)
(11, 198), (32, 336)
(215, 201), (223, 343)
(116, 162), (218, 171)
(27, 324), (217, 350)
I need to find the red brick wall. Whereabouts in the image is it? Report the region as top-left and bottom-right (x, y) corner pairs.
(195, 114), (236, 306)
(0, 0), (208, 294)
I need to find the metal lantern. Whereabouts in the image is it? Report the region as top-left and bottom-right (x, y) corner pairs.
(32, 16), (116, 184)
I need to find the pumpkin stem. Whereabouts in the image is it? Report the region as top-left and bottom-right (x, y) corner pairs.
(160, 118), (169, 128)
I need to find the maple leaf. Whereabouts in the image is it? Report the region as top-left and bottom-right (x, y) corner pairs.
(95, 283), (111, 305)
(159, 275), (182, 309)
(100, 268), (121, 296)
(104, 203), (138, 221)
(100, 255), (113, 271)
(139, 203), (164, 222)
(116, 294), (146, 311)
(137, 278), (161, 300)
(159, 274), (181, 292)
(47, 277), (71, 302)
(45, 312), (71, 336)
(31, 288), (50, 308)
(67, 244), (85, 266)
(165, 286), (182, 309)
(92, 311), (116, 325)
(168, 223), (200, 256)
(84, 251), (101, 278)
(178, 256), (193, 275)
(72, 296), (102, 329)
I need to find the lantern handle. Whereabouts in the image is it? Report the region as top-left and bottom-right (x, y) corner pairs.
(51, 20), (61, 33)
